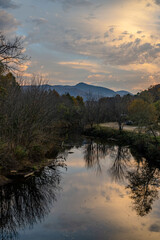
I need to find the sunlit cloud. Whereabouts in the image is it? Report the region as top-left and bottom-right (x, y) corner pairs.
(58, 61), (109, 74)
(2, 0), (160, 92)
(20, 61), (31, 71)
(118, 63), (160, 74)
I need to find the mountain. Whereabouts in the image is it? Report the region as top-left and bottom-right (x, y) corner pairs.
(75, 82), (115, 97)
(22, 82), (132, 100)
(116, 90), (131, 96)
(48, 84), (88, 99)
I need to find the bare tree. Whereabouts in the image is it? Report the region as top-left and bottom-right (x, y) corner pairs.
(0, 33), (29, 73)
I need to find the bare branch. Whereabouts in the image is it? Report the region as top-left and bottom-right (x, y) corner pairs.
(0, 33), (30, 73)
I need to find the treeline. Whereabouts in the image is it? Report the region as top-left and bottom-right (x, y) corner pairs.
(85, 94), (133, 130)
(1, 71), (160, 169)
(86, 84), (160, 136)
(0, 73), (86, 169)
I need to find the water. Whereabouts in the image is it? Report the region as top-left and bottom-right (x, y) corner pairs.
(1, 140), (160, 240)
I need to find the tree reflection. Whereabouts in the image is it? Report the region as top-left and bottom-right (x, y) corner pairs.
(126, 159), (160, 217)
(2, 140), (160, 240)
(84, 141), (111, 174)
(109, 146), (131, 182)
(0, 165), (63, 240)
(84, 141), (131, 181)
(83, 141), (160, 217)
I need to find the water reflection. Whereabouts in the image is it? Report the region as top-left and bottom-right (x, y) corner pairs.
(1, 140), (160, 240)
(84, 141), (110, 174)
(84, 141), (131, 180)
(83, 141), (160, 217)
(0, 165), (63, 240)
(110, 145), (131, 182)
(127, 160), (160, 217)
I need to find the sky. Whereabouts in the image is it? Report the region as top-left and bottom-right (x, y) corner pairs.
(1, 0), (160, 93)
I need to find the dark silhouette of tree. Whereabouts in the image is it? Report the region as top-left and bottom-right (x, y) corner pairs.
(97, 94), (133, 131)
(83, 141), (160, 217)
(0, 33), (29, 73)
(109, 145), (131, 182)
(0, 165), (63, 240)
(84, 141), (111, 174)
(84, 141), (132, 181)
(85, 95), (98, 128)
(126, 161), (160, 217)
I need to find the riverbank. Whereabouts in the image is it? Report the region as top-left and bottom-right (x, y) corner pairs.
(0, 131), (84, 186)
(0, 152), (68, 186)
(0, 141), (65, 186)
(84, 126), (160, 163)
(0, 157), (61, 186)
(1, 125), (160, 186)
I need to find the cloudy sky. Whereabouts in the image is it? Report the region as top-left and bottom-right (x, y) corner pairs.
(1, 0), (160, 92)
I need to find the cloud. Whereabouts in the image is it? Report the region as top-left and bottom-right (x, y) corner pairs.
(58, 60), (109, 73)
(18, 0), (160, 92)
(85, 13), (96, 21)
(49, 0), (93, 9)
(137, 31), (143, 34)
(26, 21), (160, 87)
(122, 31), (129, 35)
(0, 0), (19, 9)
(30, 17), (48, 25)
(103, 40), (160, 66)
(149, 223), (160, 232)
(49, 0), (134, 9)
(87, 74), (108, 83)
(104, 27), (115, 38)
(0, 10), (20, 32)
(61, 34), (160, 67)
(154, 0), (160, 5)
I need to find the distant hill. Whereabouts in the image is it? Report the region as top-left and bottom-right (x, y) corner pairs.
(22, 82), (132, 100)
(138, 84), (160, 102)
(75, 82), (115, 98)
(116, 90), (131, 96)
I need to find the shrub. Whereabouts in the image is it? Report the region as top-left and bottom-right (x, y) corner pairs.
(14, 145), (27, 160)
(29, 145), (45, 161)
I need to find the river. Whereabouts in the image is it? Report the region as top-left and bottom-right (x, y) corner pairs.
(1, 139), (160, 240)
